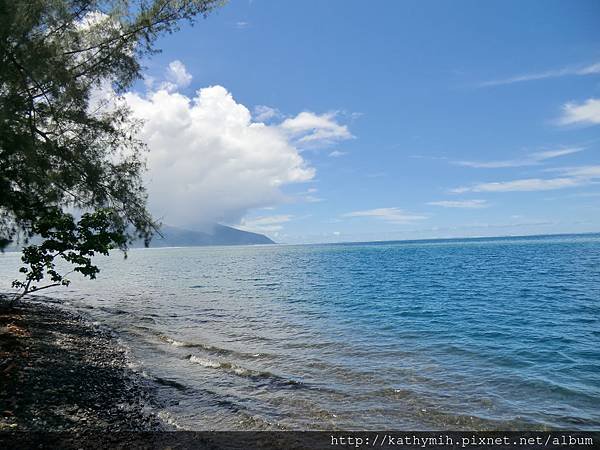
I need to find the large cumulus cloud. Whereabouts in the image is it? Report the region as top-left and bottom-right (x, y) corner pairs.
(123, 85), (317, 228)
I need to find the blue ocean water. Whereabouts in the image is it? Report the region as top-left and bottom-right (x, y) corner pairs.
(1, 234), (599, 430)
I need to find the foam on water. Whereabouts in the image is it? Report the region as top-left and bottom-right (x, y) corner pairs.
(187, 355), (222, 368)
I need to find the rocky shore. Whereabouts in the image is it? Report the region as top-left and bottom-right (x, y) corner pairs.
(0, 296), (166, 432)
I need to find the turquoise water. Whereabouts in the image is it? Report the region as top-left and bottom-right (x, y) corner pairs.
(1, 234), (599, 430)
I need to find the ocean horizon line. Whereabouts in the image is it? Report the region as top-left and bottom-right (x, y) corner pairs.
(104, 230), (600, 250)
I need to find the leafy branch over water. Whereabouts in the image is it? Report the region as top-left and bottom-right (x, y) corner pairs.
(11, 209), (126, 302)
(0, 0), (223, 300)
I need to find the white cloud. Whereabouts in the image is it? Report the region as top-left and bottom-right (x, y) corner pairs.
(77, 10), (111, 29)
(535, 148), (584, 160)
(456, 147), (583, 168)
(343, 207), (427, 224)
(238, 215), (292, 233)
(280, 111), (354, 147)
(158, 60), (193, 92)
(452, 164), (600, 193)
(452, 177), (584, 193)
(235, 21), (249, 29)
(253, 105), (281, 122)
(428, 200), (488, 208)
(578, 63), (600, 75)
(328, 150), (347, 158)
(167, 60), (192, 87)
(481, 62), (600, 87)
(557, 165), (600, 178)
(559, 98), (600, 126)
(143, 75), (156, 90)
(291, 187), (323, 203)
(123, 85), (315, 228)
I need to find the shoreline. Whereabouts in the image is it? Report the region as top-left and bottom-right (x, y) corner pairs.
(0, 296), (167, 432)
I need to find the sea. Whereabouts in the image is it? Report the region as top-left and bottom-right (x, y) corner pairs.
(1, 233), (599, 430)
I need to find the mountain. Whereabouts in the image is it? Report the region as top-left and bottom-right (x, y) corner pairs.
(3, 224), (274, 251)
(145, 224), (275, 247)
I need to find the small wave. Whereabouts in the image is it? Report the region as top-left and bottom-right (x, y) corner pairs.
(188, 355), (222, 368)
(157, 333), (273, 360)
(187, 355), (261, 377)
(159, 335), (233, 355)
(162, 337), (187, 348)
(186, 355), (302, 388)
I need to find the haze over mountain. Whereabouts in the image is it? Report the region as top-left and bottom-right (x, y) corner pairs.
(145, 224), (275, 247)
(5, 224), (274, 251)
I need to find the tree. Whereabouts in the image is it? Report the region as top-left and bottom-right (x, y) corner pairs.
(0, 0), (222, 300)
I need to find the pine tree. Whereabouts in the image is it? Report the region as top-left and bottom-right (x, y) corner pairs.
(0, 0), (221, 300)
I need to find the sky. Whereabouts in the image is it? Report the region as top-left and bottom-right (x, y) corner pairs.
(121, 0), (600, 243)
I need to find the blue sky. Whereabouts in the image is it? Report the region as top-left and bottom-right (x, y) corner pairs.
(126, 0), (600, 243)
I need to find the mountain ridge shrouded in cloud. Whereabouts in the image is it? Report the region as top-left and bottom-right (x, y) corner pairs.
(120, 66), (353, 232)
(124, 85), (314, 229)
(141, 224), (274, 247)
(4, 223), (274, 250)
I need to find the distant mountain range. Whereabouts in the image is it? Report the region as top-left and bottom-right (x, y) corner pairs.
(143, 224), (275, 247)
(5, 224), (274, 251)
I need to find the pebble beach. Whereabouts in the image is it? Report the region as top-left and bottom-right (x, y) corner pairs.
(0, 297), (165, 432)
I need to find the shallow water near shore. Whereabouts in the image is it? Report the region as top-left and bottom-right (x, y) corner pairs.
(1, 234), (599, 430)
